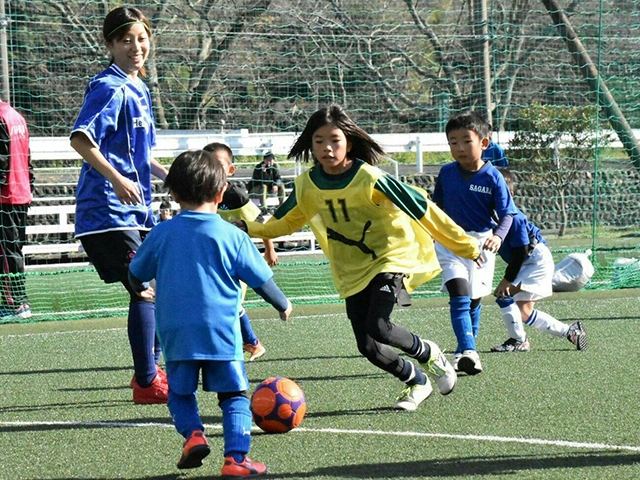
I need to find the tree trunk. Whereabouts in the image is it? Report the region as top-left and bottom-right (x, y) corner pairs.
(558, 188), (567, 237)
(541, 0), (640, 171)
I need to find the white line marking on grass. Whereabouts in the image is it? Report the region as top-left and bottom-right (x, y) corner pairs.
(292, 427), (640, 453)
(2, 420), (639, 453)
(0, 327), (126, 339)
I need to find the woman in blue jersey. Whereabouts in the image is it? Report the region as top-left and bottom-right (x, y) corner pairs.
(236, 104), (481, 411)
(491, 167), (587, 352)
(70, 7), (169, 404)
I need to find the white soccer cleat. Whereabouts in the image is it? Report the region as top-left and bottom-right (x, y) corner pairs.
(452, 353), (462, 372)
(457, 350), (483, 375)
(393, 380), (433, 411)
(424, 340), (457, 395)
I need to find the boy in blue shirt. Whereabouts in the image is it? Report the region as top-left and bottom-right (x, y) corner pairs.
(129, 149), (291, 477)
(432, 110), (518, 375)
(491, 167), (587, 352)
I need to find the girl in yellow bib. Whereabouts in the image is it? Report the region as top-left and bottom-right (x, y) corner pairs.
(236, 105), (480, 411)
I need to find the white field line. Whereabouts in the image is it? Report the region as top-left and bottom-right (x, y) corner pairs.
(1, 420), (639, 453)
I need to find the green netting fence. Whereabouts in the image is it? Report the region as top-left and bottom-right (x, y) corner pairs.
(1, 0), (640, 323)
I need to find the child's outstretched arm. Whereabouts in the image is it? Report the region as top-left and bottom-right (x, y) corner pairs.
(233, 202), (308, 242)
(373, 176), (481, 261)
(253, 277), (292, 321)
(263, 238), (278, 266)
(484, 214), (514, 253)
(423, 201), (484, 262)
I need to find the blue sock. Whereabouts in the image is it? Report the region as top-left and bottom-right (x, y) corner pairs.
(168, 389), (203, 438)
(128, 301), (156, 387)
(449, 296), (475, 353)
(221, 395), (252, 459)
(239, 309), (258, 346)
(470, 303), (482, 339)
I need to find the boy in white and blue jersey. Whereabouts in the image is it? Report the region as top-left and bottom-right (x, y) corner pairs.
(491, 167), (587, 352)
(129, 150), (291, 476)
(432, 110), (518, 375)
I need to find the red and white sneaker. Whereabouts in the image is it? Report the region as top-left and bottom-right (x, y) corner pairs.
(177, 430), (210, 469)
(221, 456), (267, 478)
(130, 365), (167, 388)
(243, 340), (266, 362)
(155, 365), (168, 383)
(132, 374), (168, 404)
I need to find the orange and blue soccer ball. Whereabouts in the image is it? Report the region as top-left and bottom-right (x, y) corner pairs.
(250, 377), (307, 433)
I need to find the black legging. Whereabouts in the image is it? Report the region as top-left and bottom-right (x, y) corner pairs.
(0, 204), (29, 307)
(344, 273), (415, 379)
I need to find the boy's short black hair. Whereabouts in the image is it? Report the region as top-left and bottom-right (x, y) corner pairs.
(445, 110), (492, 139)
(203, 142), (234, 163)
(164, 150), (227, 205)
(159, 199), (172, 210)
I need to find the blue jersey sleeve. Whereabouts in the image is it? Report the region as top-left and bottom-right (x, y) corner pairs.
(235, 234), (275, 288)
(73, 78), (123, 145)
(129, 229), (159, 283)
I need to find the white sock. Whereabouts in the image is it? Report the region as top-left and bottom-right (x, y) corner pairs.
(525, 309), (569, 337)
(499, 303), (527, 342)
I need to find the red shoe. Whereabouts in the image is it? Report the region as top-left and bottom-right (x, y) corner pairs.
(155, 365), (168, 383)
(130, 365), (167, 388)
(132, 374), (168, 404)
(243, 340), (266, 362)
(177, 430), (211, 469)
(221, 456), (267, 477)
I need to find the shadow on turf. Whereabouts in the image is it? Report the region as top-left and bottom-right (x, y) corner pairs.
(249, 371), (386, 384)
(262, 452), (640, 478)
(40, 451), (640, 479)
(249, 353), (363, 363)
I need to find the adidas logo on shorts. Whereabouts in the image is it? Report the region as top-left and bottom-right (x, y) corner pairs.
(379, 284), (391, 293)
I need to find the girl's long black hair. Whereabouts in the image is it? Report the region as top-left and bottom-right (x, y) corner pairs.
(288, 104), (385, 165)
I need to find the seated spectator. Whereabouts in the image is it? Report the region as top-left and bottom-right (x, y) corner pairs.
(157, 199), (173, 223)
(248, 151), (286, 210)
